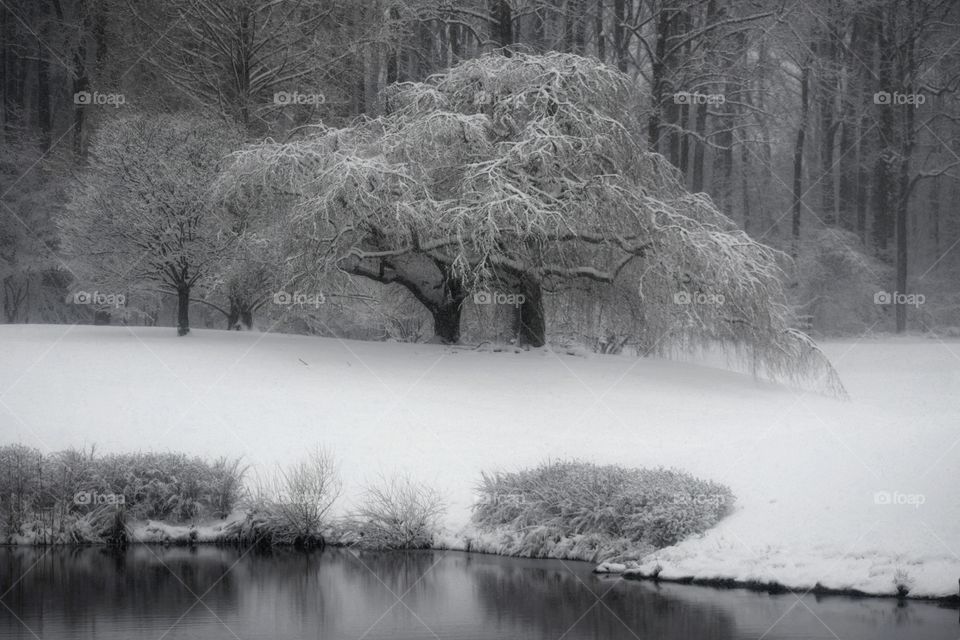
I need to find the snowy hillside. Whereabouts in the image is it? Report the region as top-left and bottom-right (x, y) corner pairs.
(0, 325), (957, 598)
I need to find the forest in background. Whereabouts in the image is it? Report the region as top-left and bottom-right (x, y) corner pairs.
(2, 0), (959, 345)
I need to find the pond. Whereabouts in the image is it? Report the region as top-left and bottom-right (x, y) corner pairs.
(0, 547), (956, 639)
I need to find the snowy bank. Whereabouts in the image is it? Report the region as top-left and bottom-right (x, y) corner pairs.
(0, 325), (958, 597)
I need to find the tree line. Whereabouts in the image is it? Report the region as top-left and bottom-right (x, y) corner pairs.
(2, 0), (958, 341)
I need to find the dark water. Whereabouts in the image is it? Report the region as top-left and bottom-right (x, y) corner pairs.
(0, 547), (956, 640)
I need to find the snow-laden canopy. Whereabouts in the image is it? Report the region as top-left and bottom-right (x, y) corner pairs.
(220, 52), (846, 397)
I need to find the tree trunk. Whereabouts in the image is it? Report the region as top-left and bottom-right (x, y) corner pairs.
(594, 0), (605, 61)
(226, 297), (254, 330)
(177, 285), (191, 336)
(791, 59), (811, 257)
(492, 0), (513, 51)
(514, 274), (545, 347)
(37, 37), (51, 149)
(647, 9), (670, 149)
(72, 1), (91, 157)
(431, 300), (463, 343)
(691, 101), (708, 192)
(871, 6), (895, 254)
(612, 0), (628, 72)
(817, 26), (838, 227)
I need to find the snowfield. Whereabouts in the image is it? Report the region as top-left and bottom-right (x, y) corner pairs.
(0, 324), (958, 598)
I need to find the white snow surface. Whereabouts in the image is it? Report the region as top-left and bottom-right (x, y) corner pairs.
(0, 325), (957, 597)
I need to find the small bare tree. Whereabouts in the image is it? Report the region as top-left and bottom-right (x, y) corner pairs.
(350, 473), (447, 549)
(246, 447), (341, 547)
(61, 113), (242, 335)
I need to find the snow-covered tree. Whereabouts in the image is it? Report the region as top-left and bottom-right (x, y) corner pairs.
(61, 113), (242, 335)
(224, 52), (846, 395)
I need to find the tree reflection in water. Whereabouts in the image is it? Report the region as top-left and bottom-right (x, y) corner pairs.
(1, 547), (955, 640)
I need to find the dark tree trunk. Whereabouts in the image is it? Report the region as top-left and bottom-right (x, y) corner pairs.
(177, 285), (191, 336)
(894, 33), (916, 335)
(817, 26), (838, 227)
(431, 300), (463, 344)
(37, 38), (51, 149)
(691, 101), (708, 192)
(72, 1), (91, 157)
(740, 137), (752, 234)
(929, 171), (941, 259)
(514, 274), (545, 347)
(226, 297), (254, 330)
(791, 59), (811, 257)
(647, 9), (670, 149)
(871, 7), (895, 254)
(492, 0), (513, 51)
(612, 0), (629, 72)
(594, 0), (605, 61)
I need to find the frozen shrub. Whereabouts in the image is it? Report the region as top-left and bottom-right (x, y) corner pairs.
(893, 568), (914, 598)
(209, 457), (248, 518)
(0, 444), (43, 539)
(93, 451), (237, 521)
(244, 447), (341, 546)
(792, 230), (888, 335)
(349, 474), (447, 549)
(0, 445), (248, 542)
(473, 460), (733, 551)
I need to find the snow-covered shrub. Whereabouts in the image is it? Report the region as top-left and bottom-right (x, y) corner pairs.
(0, 444), (43, 539)
(93, 452), (244, 521)
(0, 446), (247, 542)
(209, 457), (248, 518)
(473, 460), (733, 553)
(244, 447), (341, 546)
(893, 568), (914, 597)
(347, 474), (447, 549)
(791, 230), (889, 335)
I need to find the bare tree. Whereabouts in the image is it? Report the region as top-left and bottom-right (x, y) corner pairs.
(61, 113), (242, 335)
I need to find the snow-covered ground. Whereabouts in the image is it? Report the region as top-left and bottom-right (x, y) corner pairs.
(0, 324), (957, 598)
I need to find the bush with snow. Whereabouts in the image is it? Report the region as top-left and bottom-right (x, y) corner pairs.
(346, 474), (447, 549)
(0, 445), (247, 543)
(472, 460), (733, 559)
(243, 446), (341, 547)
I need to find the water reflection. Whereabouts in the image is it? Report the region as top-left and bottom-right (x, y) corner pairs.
(0, 547), (955, 640)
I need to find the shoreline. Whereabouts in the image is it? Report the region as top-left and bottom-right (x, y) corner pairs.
(5, 531), (958, 605)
